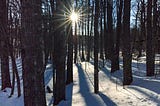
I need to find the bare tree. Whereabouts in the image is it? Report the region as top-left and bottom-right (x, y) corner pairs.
(21, 0), (46, 105)
(146, 0), (155, 76)
(94, 0), (100, 93)
(0, 0), (11, 90)
(122, 0), (133, 85)
(111, 0), (123, 72)
(53, 0), (66, 105)
(66, 0), (74, 85)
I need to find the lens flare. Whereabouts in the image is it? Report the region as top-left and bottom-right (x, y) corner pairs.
(70, 11), (79, 23)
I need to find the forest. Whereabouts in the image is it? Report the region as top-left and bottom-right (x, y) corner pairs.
(0, 0), (160, 106)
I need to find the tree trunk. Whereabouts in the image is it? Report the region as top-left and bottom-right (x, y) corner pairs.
(112, 0), (123, 72)
(81, 17), (85, 61)
(74, 0), (78, 63)
(146, 0), (155, 76)
(53, 0), (66, 105)
(66, 0), (73, 84)
(103, 0), (108, 59)
(94, 0), (99, 94)
(100, 0), (104, 60)
(74, 22), (78, 63)
(0, 0), (11, 90)
(122, 0), (133, 85)
(21, 0), (46, 105)
(107, 0), (114, 62)
(86, 0), (91, 62)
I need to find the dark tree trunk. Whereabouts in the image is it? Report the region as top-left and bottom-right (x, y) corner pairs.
(132, 1), (140, 53)
(21, 0), (46, 106)
(112, 0), (123, 72)
(9, 43), (21, 97)
(0, 0), (11, 90)
(153, 0), (158, 68)
(107, 0), (117, 73)
(10, 53), (21, 97)
(140, 0), (146, 53)
(94, 0), (100, 94)
(74, 22), (78, 63)
(146, 0), (155, 76)
(66, 0), (73, 84)
(53, 0), (66, 105)
(103, 0), (108, 59)
(74, 0), (78, 63)
(107, 0), (114, 61)
(100, 0), (104, 60)
(81, 17), (85, 61)
(86, 0), (91, 62)
(122, 0), (133, 85)
(8, 9), (21, 97)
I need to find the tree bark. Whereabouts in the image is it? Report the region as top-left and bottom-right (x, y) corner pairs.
(122, 0), (133, 85)
(146, 0), (155, 76)
(94, 0), (100, 93)
(0, 0), (11, 90)
(86, 0), (91, 62)
(107, 0), (114, 61)
(21, 0), (46, 105)
(112, 0), (123, 72)
(53, 0), (66, 105)
(100, 0), (104, 60)
(66, 0), (73, 84)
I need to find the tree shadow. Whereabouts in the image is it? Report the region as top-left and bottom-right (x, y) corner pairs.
(63, 83), (73, 106)
(131, 74), (160, 94)
(98, 92), (117, 106)
(76, 64), (115, 106)
(90, 61), (123, 86)
(127, 86), (160, 104)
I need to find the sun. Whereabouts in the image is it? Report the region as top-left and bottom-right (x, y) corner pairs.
(70, 11), (79, 23)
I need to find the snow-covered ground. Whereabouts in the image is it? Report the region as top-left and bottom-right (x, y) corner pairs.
(0, 55), (160, 106)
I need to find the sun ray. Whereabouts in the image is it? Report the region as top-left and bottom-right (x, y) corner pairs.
(70, 11), (79, 23)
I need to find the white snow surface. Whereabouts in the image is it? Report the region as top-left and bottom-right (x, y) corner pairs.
(0, 56), (160, 106)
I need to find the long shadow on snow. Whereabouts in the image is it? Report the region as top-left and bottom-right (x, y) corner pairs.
(65, 84), (73, 106)
(98, 92), (117, 106)
(127, 86), (160, 104)
(99, 61), (160, 97)
(90, 61), (123, 86)
(91, 57), (160, 103)
(130, 74), (160, 95)
(76, 64), (115, 106)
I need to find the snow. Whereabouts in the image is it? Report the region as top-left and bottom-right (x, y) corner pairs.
(0, 88), (23, 106)
(0, 55), (160, 106)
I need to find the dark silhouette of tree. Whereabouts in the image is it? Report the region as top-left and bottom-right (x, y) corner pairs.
(7, 2), (21, 97)
(21, 0), (46, 105)
(122, 0), (133, 85)
(81, 6), (85, 61)
(107, 0), (114, 62)
(139, 0), (146, 57)
(153, 0), (158, 60)
(112, 0), (123, 72)
(53, 0), (66, 105)
(66, 0), (74, 85)
(86, 0), (91, 62)
(146, 0), (155, 76)
(103, 0), (108, 60)
(74, 0), (78, 63)
(99, 0), (104, 61)
(94, 0), (100, 93)
(0, 0), (11, 90)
